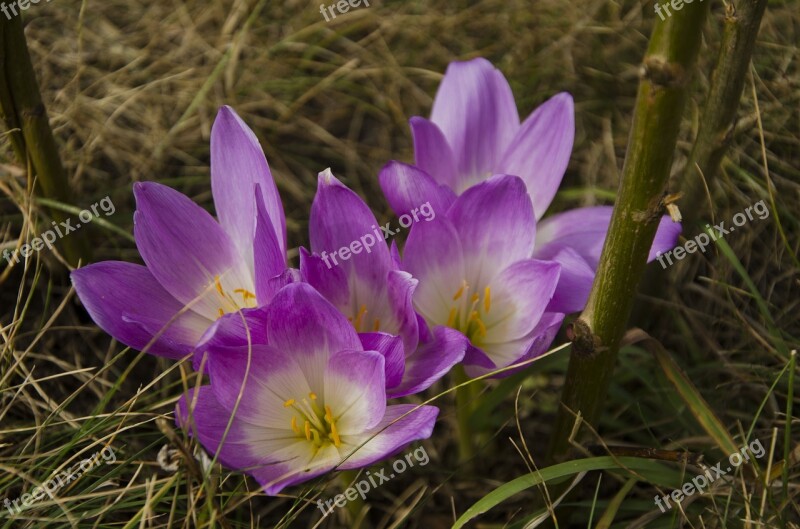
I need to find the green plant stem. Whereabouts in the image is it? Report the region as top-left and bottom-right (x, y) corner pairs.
(0, 14), (89, 266)
(454, 365), (475, 465)
(680, 0), (768, 223)
(547, 2), (709, 463)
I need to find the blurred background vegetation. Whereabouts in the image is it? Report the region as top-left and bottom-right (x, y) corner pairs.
(0, 0), (798, 527)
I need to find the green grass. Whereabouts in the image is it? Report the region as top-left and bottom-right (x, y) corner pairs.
(1, 0), (798, 527)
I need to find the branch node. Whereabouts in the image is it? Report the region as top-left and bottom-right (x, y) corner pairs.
(642, 56), (687, 88)
(566, 319), (605, 358)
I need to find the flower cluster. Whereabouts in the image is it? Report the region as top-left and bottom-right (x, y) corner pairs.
(71, 57), (680, 495)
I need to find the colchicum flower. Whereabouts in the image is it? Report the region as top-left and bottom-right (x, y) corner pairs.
(177, 283), (438, 495)
(380, 57), (681, 314)
(300, 169), (467, 397)
(71, 106), (289, 359)
(401, 175), (565, 376)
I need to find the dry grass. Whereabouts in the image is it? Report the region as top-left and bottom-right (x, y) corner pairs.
(1, 0), (798, 527)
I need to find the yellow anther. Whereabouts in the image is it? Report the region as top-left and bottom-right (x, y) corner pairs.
(352, 305), (368, 331)
(311, 429), (321, 444)
(234, 288), (256, 301)
(484, 286), (491, 313)
(474, 317), (487, 338)
(291, 416), (300, 434)
(471, 293), (480, 304)
(373, 318), (381, 331)
(304, 420), (311, 441)
(453, 284), (465, 301)
(308, 392), (317, 400)
(214, 275), (224, 295)
(324, 405), (334, 423)
(218, 308), (225, 318)
(447, 307), (458, 328)
(330, 421), (341, 447)
(469, 310), (479, 322)
(283, 399), (295, 407)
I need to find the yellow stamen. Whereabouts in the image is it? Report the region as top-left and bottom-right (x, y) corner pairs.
(324, 405), (334, 423)
(304, 420), (311, 441)
(453, 283), (465, 300)
(352, 305), (368, 331)
(311, 429), (321, 444)
(474, 317), (487, 338)
(214, 275), (224, 295)
(484, 286), (491, 312)
(373, 318), (381, 331)
(218, 308), (225, 318)
(291, 416), (300, 434)
(308, 392), (317, 400)
(471, 293), (480, 304)
(234, 288), (256, 301)
(330, 421), (341, 447)
(283, 399), (295, 407)
(447, 307), (458, 327)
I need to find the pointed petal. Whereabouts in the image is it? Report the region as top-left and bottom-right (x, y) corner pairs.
(409, 117), (458, 188)
(253, 184), (286, 302)
(378, 161), (456, 218)
(211, 106), (286, 261)
(535, 206), (682, 268)
(133, 181), (253, 321)
(389, 240), (402, 269)
(337, 404), (438, 470)
(72, 262), (210, 359)
(385, 270), (420, 353)
(498, 93), (574, 219)
(448, 175), (535, 287)
(359, 332), (405, 390)
(430, 58), (520, 188)
(310, 169), (392, 287)
(387, 325), (468, 398)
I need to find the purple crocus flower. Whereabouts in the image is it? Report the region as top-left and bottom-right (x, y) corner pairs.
(380, 57), (681, 313)
(176, 283), (438, 495)
(401, 174), (565, 376)
(71, 106), (289, 360)
(299, 169), (467, 397)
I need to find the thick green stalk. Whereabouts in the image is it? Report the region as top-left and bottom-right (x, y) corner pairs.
(1, 14), (89, 266)
(547, 3), (709, 462)
(680, 0), (768, 223)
